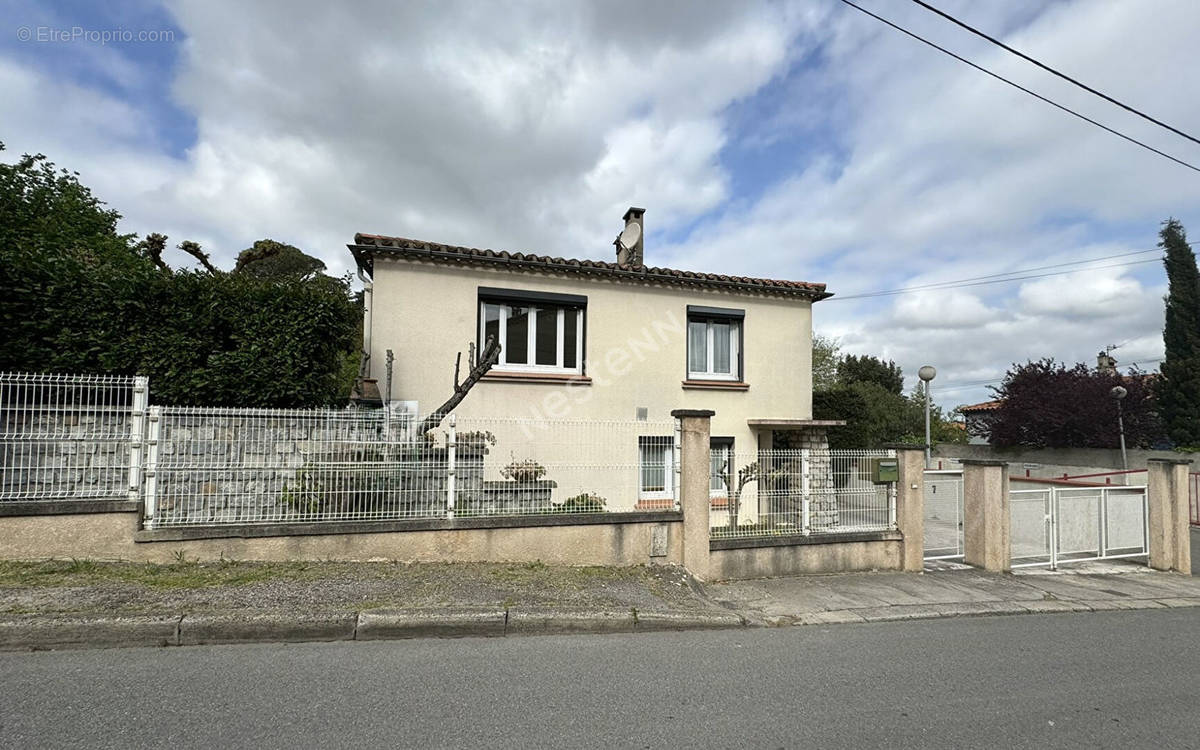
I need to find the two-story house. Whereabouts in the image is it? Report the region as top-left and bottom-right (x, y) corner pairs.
(348, 208), (837, 518)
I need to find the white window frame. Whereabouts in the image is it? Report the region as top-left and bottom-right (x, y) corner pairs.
(687, 317), (740, 381)
(710, 438), (733, 497)
(638, 437), (675, 500)
(480, 302), (584, 375)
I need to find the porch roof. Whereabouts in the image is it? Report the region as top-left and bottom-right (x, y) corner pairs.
(746, 419), (846, 429)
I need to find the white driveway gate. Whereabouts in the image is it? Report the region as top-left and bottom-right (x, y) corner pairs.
(923, 470), (963, 560)
(1010, 485), (1148, 569)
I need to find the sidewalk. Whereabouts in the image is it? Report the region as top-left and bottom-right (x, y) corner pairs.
(705, 560), (1200, 626)
(1, 558), (1197, 650)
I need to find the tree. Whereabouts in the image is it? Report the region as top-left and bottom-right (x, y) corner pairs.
(986, 359), (1163, 449)
(837, 354), (903, 395)
(811, 334), (841, 391)
(234, 239), (326, 280)
(1156, 218), (1200, 448)
(0, 145), (361, 407)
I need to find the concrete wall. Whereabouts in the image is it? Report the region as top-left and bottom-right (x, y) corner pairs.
(933, 443), (1199, 481)
(0, 510), (684, 566)
(367, 257), (815, 455)
(708, 534), (902, 580)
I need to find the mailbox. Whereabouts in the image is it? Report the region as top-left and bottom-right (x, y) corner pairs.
(870, 457), (899, 484)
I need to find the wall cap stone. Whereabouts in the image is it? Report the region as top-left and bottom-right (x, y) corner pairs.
(959, 459), (1010, 467)
(1146, 457), (1194, 465)
(0, 499), (140, 517)
(709, 529), (901, 551)
(670, 409), (715, 419)
(135, 510), (684, 543)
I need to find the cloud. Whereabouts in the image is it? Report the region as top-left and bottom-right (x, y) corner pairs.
(0, 0), (1193, 408)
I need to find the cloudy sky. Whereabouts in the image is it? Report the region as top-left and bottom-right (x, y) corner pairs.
(4, 0), (1198, 407)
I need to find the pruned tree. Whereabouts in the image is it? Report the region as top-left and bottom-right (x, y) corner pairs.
(837, 354), (904, 394)
(415, 335), (501, 437)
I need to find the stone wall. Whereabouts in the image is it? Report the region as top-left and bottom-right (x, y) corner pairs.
(770, 428), (838, 529)
(0, 411), (133, 501)
(153, 413), (474, 526)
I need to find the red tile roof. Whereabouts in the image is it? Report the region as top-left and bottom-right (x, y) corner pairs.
(959, 400), (1003, 412)
(349, 233), (832, 301)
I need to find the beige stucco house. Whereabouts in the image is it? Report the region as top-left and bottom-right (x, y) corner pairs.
(349, 208), (836, 515)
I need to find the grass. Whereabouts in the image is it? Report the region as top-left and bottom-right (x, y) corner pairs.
(0, 558), (665, 593)
(0, 558), (327, 590)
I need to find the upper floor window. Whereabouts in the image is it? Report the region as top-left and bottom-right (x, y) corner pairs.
(479, 287), (586, 374)
(687, 305), (743, 381)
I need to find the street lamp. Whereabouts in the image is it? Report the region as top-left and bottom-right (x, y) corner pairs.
(1111, 385), (1128, 471)
(918, 365), (937, 469)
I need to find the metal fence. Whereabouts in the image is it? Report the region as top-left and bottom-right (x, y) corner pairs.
(143, 409), (680, 528)
(710, 448), (895, 539)
(0, 372), (146, 503)
(146, 405), (442, 527)
(1010, 485), (1148, 569)
(923, 469), (963, 560)
(1191, 472), (1199, 527)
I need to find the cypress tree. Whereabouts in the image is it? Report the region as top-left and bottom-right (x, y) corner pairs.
(1157, 218), (1200, 447)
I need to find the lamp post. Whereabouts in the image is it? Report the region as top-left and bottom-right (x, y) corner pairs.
(918, 365), (937, 469)
(1111, 385), (1128, 471)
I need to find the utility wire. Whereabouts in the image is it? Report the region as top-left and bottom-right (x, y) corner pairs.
(828, 258), (1159, 301)
(836, 0), (1200, 174)
(910, 0), (1200, 148)
(828, 247), (1160, 301)
(935, 358), (1164, 394)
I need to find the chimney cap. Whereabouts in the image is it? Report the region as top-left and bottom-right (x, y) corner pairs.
(623, 206), (646, 222)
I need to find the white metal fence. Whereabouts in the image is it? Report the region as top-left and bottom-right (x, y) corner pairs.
(142, 409), (680, 528)
(923, 469), (963, 560)
(0, 372), (146, 503)
(710, 448), (896, 539)
(1010, 485), (1148, 569)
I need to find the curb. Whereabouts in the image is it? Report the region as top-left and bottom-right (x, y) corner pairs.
(788, 597), (1200, 626)
(0, 606), (748, 652)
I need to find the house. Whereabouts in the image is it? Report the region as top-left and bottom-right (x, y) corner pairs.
(348, 207), (837, 518)
(960, 400), (1001, 444)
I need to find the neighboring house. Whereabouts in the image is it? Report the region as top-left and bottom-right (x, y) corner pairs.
(348, 207), (835, 513)
(960, 400), (1001, 445)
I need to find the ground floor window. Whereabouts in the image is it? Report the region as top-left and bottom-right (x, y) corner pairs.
(638, 436), (674, 499)
(710, 437), (734, 497)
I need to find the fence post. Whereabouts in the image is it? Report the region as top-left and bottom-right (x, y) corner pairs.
(446, 413), (457, 519)
(801, 448), (811, 534)
(672, 409), (713, 581)
(142, 405), (161, 527)
(1146, 458), (1191, 573)
(962, 459), (1010, 572)
(127, 376), (148, 504)
(887, 444), (926, 572)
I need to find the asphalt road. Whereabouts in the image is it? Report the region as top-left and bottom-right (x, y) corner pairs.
(2, 609), (1198, 749)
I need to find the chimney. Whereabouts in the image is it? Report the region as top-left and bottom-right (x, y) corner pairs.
(615, 206), (645, 266)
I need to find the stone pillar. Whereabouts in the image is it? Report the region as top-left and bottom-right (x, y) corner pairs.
(1147, 458), (1192, 573)
(962, 459), (1010, 573)
(672, 409), (713, 581)
(887, 445), (926, 572)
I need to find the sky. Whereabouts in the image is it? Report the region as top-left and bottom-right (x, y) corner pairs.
(3, 0), (1198, 408)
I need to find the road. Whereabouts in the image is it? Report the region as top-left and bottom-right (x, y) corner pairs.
(2, 609), (1198, 749)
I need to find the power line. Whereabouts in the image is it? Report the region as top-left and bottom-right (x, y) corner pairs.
(910, 0), (1200, 148)
(829, 247), (1161, 301)
(835, 0), (1200, 174)
(828, 257), (1159, 301)
(933, 358), (1164, 394)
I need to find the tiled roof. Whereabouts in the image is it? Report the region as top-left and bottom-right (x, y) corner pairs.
(349, 233), (831, 301)
(959, 400), (1003, 412)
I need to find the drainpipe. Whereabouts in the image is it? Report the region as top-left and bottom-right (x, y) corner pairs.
(358, 266), (373, 378)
